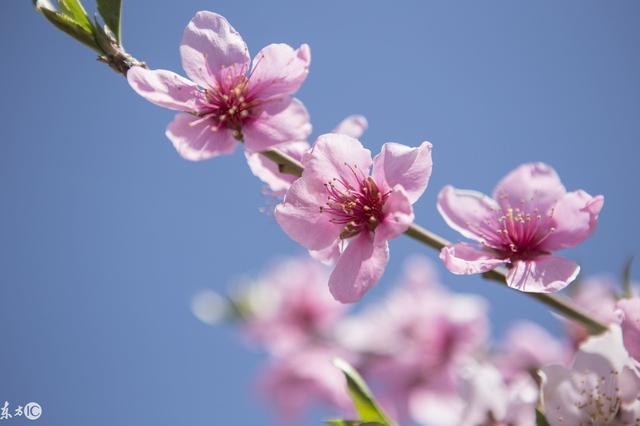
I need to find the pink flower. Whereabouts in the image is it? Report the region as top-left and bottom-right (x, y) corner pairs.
(493, 320), (570, 381)
(246, 115), (368, 195)
(540, 325), (640, 425)
(240, 257), (346, 355)
(617, 297), (640, 363)
(336, 258), (489, 419)
(127, 11), (311, 161)
(438, 163), (604, 292)
(275, 134), (433, 302)
(410, 362), (539, 426)
(258, 348), (352, 423)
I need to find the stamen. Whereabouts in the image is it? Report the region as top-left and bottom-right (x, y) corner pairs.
(489, 198), (556, 258)
(320, 172), (388, 239)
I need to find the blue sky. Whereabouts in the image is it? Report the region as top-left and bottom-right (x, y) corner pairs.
(1, 1), (639, 425)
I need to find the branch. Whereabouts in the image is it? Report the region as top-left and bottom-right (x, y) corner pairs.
(259, 146), (609, 335)
(37, 14), (608, 335)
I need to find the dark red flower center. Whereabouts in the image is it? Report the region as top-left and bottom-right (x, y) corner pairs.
(320, 166), (389, 239)
(197, 71), (261, 139)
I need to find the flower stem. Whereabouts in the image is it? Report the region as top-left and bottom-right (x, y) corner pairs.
(260, 147), (609, 335)
(260, 148), (304, 177)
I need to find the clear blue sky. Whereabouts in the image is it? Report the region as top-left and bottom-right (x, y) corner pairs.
(1, 1), (639, 425)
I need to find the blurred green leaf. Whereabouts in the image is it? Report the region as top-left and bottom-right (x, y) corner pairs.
(58, 0), (92, 32)
(536, 408), (551, 426)
(96, 0), (122, 44)
(39, 7), (100, 52)
(326, 420), (385, 426)
(332, 358), (394, 425)
(623, 257), (633, 298)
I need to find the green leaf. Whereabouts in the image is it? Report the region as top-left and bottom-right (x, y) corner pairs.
(623, 256), (634, 298)
(39, 7), (100, 52)
(536, 407), (551, 426)
(332, 358), (394, 425)
(96, 0), (122, 44)
(326, 420), (385, 426)
(58, 0), (92, 32)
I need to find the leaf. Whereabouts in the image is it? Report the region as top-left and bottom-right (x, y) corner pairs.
(39, 7), (100, 52)
(536, 407), (551, 426)
(96, 0), (122, 44)
(332, 358), (394, 425)
(58, 0), (92, 32)
(326, 420), (385, 426)
(623, 256), (634, 298)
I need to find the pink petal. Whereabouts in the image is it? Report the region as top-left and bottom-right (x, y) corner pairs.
(541, 327), (637, 426)
(249, 43), (310, 99)
(495, 321), (568, 380)
(437, 185), (501, 245)
(372, 141), (433, 204)
(539, 365), (588, 425)
(440, 243), (507, 275)
(258, 348), (351, 422)
(329, 233), (389, 303)
(242, 97), (312, 152)
(180, 11), (250, 87)
(409, 390), (465, 426)
(619, 366), (640, 406)
(332, 115), (368, 139)
(245, 141), (309, 194)
(302, 133), (373, 193)
(506, 256), (579, 293)
(127, 67), (205, 112)
(541, 191), (604, 251)
(275, 179), (341, 250)
(617, 298), (640, 362)
(165, 113), (238, 161)
(309, 240), (341, 265)
(575, 325), (636, 383)
(493, 163), (566, 214)
(375, 186), (414, 242)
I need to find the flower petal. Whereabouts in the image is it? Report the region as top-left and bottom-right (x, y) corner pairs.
(540, 365), (589, 426)
(249, 43), (310, 99)
(246, 141), (309, 194)
(180, 11), (250, 87)
(309, 240), (341, 265)
(409, 390), (465, 426)
(242, 97), (312, 152)
(329, 233), (389, 303)
(440, 243), (507, 275)
(541, 191), (604, 251)
(372, 141), (433, 204)
(437, 185), (501, 245)
(302, 133), (373, 193)
(493, 163), (566, 214)
(617, 298), (640, 362)
(506, 256), (579, 293)
(127, 67), (204, 112)
(275, 178), (341, 250)
(332, 115), (368, 139)
(165, 113), (238, 161)
(375, 186), (414, 242)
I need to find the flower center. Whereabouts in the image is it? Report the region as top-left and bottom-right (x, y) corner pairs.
(492, 202), (555, 256)
(320, 167), (389, 239)
(548, 369), (622, 425)
(198, 72), (260, 139)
